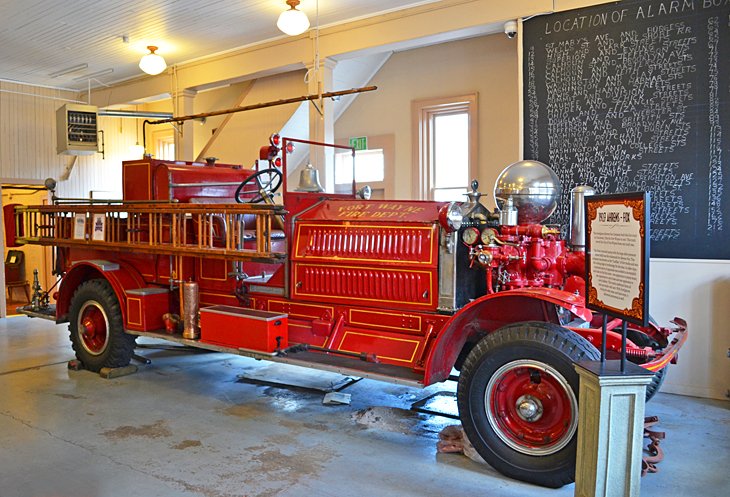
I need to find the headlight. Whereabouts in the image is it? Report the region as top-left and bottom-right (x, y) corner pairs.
(439, 201), (463, 232)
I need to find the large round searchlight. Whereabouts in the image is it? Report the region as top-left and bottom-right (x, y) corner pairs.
(494, 160), (561, 224)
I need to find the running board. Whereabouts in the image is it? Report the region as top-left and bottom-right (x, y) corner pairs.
(126, 329), (425, 388)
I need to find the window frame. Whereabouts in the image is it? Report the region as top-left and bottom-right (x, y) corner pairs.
(412, 93), (478, 201)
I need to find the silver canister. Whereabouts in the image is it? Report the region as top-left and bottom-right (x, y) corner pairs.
(569, 185), (595, 251)
(182, 281), (200, 339)
(499, 197), (519, 226)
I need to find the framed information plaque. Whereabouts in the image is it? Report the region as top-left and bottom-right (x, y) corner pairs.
(585, 192), (650, 327)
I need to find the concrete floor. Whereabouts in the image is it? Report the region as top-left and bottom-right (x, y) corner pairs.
(0, 316), (727, 497)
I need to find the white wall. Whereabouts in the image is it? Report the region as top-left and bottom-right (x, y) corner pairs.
(650, 260), (730, 400)
(0, 81), (141, 199)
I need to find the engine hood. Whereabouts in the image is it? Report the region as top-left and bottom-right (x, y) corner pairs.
(295, 199), (447, 224)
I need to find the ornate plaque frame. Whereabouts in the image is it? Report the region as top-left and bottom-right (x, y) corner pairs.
(585, 192), (650, 326)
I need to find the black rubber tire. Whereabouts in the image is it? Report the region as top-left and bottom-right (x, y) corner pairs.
(68, 279), (135, 372)
(645, 367), (667, 402)
(457, 321), (600, 488)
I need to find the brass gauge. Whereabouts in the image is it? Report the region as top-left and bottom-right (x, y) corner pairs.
(481, 228), (497, 245)
(462, 227), (480, 245)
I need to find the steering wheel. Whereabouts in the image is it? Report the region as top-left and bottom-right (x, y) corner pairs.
(235, 168), (283, 203)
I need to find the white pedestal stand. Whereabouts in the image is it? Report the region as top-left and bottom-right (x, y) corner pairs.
(574, 360), (653, 497)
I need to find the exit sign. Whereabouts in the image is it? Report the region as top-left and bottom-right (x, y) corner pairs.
(349, 136), (367, 151)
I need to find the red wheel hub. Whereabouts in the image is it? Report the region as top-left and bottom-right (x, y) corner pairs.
(485, 360), (577, 456)
(78, 302), (109, 355)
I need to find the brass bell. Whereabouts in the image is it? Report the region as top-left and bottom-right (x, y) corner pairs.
(296, 164), (324, 192)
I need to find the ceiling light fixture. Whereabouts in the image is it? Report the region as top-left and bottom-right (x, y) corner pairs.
(277, 0), (310, 36)
(139, 46), (167, 75)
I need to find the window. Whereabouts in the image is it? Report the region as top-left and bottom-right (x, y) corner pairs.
(334, 135), (394, 199)
(412, 94), (477, 201)
(156, 134), (175, 161)
(150, 128), (175, 160)
(334, 148), (385, 185)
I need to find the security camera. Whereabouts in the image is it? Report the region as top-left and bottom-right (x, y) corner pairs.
(504, 20), (517, 39)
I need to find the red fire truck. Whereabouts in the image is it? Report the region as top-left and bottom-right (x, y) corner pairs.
(6, 136), (686, 488)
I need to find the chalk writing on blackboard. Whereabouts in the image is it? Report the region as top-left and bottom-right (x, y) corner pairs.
(543, 22), (697, 242)
(707, 15), (723, 233)
(526, 45), (539, 159)
(523, 0), (730, 259)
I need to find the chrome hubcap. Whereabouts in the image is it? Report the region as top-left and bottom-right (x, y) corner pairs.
(516, 395), (543, 422)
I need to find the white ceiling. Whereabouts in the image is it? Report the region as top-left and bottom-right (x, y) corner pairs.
(0, 0), (436, 91)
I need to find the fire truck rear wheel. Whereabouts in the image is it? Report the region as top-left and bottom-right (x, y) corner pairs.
(457, 321), (600, 488)
(68, 279), (136, 372)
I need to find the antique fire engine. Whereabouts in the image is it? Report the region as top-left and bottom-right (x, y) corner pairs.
(6, 136), (686, 488)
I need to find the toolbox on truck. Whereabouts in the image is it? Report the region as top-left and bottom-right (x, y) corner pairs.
(125, 288), (170, 332)
(200, 305), (288, 352)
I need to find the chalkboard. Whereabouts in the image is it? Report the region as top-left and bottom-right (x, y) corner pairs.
(523, 0), (730, 259)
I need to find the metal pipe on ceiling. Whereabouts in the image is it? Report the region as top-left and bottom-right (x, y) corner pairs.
(98, 109), (173, 119)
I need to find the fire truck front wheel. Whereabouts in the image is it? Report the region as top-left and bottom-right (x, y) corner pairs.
(457, 321), (600, 488)
(68, 279), (136, 372)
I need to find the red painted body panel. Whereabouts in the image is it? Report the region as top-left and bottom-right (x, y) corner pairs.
(296, 199), (447, 224)
(3, 203), (21, 248)
(289, 217), (440, 311)
(257, 295), (449, 370)
(122, 158), (254, 202)
(292, 263), (436, 310)
(293, 223), (438, 266)
(125, 288), (171, 332)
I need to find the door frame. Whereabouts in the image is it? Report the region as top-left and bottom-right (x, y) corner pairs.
(0, 179), (53, 318)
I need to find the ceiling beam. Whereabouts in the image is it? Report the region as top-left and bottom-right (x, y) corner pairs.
(195, 80), (255, 162)
(89, 0), (612, 107)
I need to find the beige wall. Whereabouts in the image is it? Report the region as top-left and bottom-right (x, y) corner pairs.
(335, 34), (519, 202)
(142, 70), (307, 165)
(649, 260), (730, 400)
(195, 71), (307, 165)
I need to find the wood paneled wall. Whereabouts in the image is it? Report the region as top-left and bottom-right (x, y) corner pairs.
(0, 81), (139, 199)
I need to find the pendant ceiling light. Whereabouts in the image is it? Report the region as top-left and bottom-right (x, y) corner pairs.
(277, 0), (310, 36)
(139, 46), (167, 75)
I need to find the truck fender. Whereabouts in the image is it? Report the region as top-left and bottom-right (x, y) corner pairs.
(422, 288), (591, 385)
(56, 260), (146, 324)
